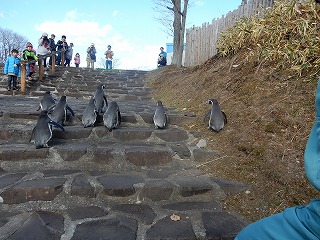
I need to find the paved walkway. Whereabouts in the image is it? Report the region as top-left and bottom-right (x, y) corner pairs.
(0, 67), (249, 240)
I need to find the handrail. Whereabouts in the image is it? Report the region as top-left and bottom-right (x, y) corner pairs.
(19, 49), (66, 93)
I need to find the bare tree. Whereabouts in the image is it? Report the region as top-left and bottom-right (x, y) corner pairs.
(153, 0), (189, 67)
(0, 27), (27, 63)
(99, 57), (121, 69)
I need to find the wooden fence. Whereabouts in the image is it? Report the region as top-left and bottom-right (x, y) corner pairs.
(184, 0), (275, 67)
(20, 50), (65, 93)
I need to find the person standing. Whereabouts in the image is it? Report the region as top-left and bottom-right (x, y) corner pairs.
(4, 49), (21, 91)
(157, 46), (167, 67)
(37, 32), (50, 68)
(104, 45), (114, 70)
(74, 53), (80, 68)
(48, 34), (56, 66)
(65, 43), (74, 67)
(23, 42), (38, 81)
(56, 35), (67, 65)
(86, 43), (96, 69)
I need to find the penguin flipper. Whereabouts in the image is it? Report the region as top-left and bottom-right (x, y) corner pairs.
(47, 105), (55, 114)
(103, 95), (108, 108)
(66, 105), (75, 116)
(221, 111), (227, 124)
(203, 110), (211, 122)
(50, 120), (65, 131)
(117, 110), (121, 125)
(29, 127), (35, 142)
(164, 113), (168, 127)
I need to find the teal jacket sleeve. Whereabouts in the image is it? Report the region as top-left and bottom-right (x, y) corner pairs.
(304, 79), (320, 191)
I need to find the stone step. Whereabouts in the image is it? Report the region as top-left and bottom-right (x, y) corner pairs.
(0, 66), (250, 239)
(0, 170), (224, 204)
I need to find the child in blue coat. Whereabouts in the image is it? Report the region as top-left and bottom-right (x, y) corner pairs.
(235, 80), (320, 240)
(4, 49), (21, 91)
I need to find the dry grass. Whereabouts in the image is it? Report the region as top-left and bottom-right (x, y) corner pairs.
(217, 0), (320, 79)
(147, 53), (320, 222)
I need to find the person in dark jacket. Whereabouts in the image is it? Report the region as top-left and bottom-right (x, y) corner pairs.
(56, 35), (67, 65)
(48, 34), (56, 66)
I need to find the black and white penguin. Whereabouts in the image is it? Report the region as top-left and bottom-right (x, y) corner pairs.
(30, 110), (65, 149)
(203, 98), (227, 132)
(103, 101), (121, 132)
(94, 83), (108, 114)
(37, 91), (57, 112)
(153, 100), (167, 129)
(82, 96), (97, 128)
(50, 95), (75, 125)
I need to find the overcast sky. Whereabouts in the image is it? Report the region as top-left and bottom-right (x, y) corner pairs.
(0, 0), (242, 70)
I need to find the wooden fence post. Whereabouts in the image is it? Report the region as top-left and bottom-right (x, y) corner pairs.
(38, 57), (43, 80)
(20, 63), (26, 93)
(61, 50), (65, 68)
(52, 54), (56, 72)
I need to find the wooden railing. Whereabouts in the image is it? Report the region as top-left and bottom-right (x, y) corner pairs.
(184, 0), (275, 67)
(20, 49), (66, 93)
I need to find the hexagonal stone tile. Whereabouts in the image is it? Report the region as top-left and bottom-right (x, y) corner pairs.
(174, 176), (213, 197)
(92, 146), (115, 165)
(0, 173), (27, 189)
(0, 167), (6, 176)
(210, 177), (251, 196)
(113, 128), (152, 141)
(98, 174), (144, 197)
(55, 143), (88, 161)
(52, 126), (92, 139)
(168, 115), (196, 126)
(1, 178), (66, 204)
(42, 170), (80, 177)
(9, 211), (64, 240)
(112, 204), (156, 224)
(146, 215), (196, 240)
(141, 180), (174, 201)
(125, 146), (172, 166)
(163, 201), (221, 211)
(71, 217), (137, 240)
(71, 174), (96, 198)
(202, 212), (246, 239)
(154, 128), (189, 142)
(0, 144), (49, 161)
(171, 144), (191, 158)
(67, 206), (108, 220)
(139, 113), (153, 124)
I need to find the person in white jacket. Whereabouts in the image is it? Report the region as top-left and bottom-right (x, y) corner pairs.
(37, 32), (51, 68)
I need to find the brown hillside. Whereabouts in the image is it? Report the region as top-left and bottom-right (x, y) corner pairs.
(147, 52), (320, 222)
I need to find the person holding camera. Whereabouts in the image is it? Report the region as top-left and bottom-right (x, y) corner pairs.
(56, 35), (67, 66)
(86, 43), (96, 69)
(104, 45), (114, 70)
(37, 32), (51, 68)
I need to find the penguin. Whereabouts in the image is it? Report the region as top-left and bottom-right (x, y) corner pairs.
(153, 100), (167, 129)
(30, 110), (65, 149)
(82, 96), (97, 128)
(37, 91), (57, 112)
(50, 95), (75, 125)
(203, 98), (227, 132)
(103, 101), (121, 132)
(94, 83), (108, 114)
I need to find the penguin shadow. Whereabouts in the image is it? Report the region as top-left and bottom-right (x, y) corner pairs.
(203, 98), (227, 132)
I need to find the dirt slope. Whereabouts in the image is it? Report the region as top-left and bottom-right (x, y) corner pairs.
(147, 53), (320, 222)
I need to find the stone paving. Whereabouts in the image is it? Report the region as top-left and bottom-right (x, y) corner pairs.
(0, 67), (249, 240)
